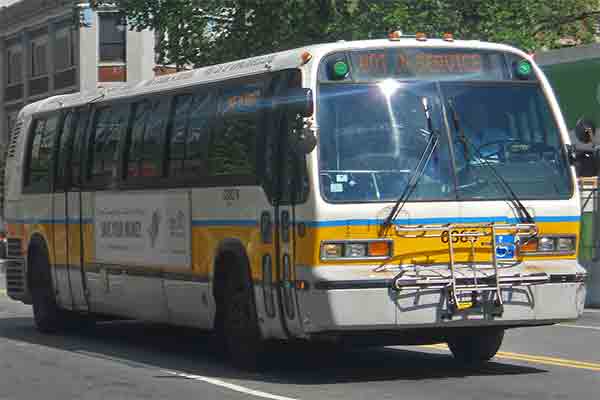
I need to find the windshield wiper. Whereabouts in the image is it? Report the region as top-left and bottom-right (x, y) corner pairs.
(446, 99), (535, 225)
(381, 97), (439, 234)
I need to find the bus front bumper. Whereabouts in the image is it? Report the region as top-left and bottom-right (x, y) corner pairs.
(294, 260), (587, 335)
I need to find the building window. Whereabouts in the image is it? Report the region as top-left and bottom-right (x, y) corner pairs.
(99, 13), (127, 63)
(6, 45), (23, 85)
(31, 36), (48, 77)
(55, 27), (76, 71)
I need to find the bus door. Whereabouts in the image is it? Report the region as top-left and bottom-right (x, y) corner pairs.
(274, 128), (306, 337)
(52, 110), (77, 310)
(63, 109), (89, 311)
(269, 76), (307, 337)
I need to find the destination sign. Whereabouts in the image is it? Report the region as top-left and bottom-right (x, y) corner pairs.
(356, 52), (483, 75)
(321, 48), (525, 81)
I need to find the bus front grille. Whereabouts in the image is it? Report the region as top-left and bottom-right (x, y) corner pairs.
(3, 239), (30, 303)
(6, 238), (23, 260)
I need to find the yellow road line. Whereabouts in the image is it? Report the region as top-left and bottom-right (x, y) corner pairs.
(421, 343), (600, 372)
(0, 288), (5, 296)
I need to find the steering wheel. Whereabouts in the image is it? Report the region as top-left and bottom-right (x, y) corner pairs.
(474, 139), (516, 162)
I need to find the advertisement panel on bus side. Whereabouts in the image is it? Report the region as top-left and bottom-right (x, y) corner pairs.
(94, 192), (191, 267)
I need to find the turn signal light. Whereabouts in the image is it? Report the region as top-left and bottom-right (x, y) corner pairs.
(301, 51), (313, 65)
(368, 241), (391, 257)
(519, 237), (538, 253)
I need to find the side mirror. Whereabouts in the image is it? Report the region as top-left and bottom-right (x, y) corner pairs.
(280, 88), (313, 118)
(575, 118), (596, 144)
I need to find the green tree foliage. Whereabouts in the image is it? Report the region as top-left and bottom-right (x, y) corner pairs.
(95, 0), (600, 67)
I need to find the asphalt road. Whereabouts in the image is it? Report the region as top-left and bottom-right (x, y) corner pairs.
(0, 271), (598, 400)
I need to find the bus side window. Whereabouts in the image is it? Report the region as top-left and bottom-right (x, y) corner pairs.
(167, 90), (214, 179)
(71, 109), (88, 189)
(185, 91), (214, 175)
(126, 99), (152, 178)
(54, 110), (78, 192)
(209, 81), (262, 178)
(168, 94), (193, 177)
(88, 104), (128, 184)
(138, 97), (169, 178)
(25, 114), (59, 192)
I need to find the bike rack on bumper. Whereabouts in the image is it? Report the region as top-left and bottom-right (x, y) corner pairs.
(389, 223), (550, 317)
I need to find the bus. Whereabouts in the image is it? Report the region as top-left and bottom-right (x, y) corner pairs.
(3, 34), (589, 369)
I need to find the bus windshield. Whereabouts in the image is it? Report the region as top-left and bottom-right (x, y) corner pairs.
(317, 81), (572, 203)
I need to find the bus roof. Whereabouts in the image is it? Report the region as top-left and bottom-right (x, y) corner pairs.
(24, 38), (529, 115)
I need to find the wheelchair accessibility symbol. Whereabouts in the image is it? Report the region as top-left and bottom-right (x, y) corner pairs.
(495, 235), (516, 259)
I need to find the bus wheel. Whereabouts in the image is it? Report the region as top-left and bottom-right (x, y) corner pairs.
(223, 263), (264, 370)
(29, 241), (67, 334)
(447, 328), (504, 364)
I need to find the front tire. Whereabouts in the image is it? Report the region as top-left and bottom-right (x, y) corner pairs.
(447, 329), (504, 364)
(223, 262), (265, 370)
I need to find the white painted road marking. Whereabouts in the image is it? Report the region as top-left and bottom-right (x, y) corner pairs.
(161, 370), (299, 400)
(557, 323), (600, 331)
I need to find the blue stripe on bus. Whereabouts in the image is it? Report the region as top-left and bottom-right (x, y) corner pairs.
(300, 215), (580, 228)
(5, 216), (579, 227)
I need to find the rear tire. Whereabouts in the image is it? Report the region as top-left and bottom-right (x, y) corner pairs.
(223, 260), (265, 370)
(30, 241), (67, 334)
(447, 329), (504, 364)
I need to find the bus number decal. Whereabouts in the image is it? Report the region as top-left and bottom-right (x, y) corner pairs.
(440, 230), (478, 244)
(223, 189), (240, 202)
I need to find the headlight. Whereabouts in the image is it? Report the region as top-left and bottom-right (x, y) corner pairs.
(519, 235), (576, 255)
(557, 237), (576, 252)
(538, 237), (555, 252)
(344, 243), (368, 258)
(321, 240), (392, 260)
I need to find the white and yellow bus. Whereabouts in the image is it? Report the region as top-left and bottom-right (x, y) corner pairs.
(3, 34), (589, 368)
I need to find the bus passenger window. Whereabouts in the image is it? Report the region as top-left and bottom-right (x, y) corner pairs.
(26, 114), (59, 191)
(55, 111), (77, 191)
(126, 98), (168, 179)
(169, 94), (193, 176)
(167, 91), (214, 178)
(127, 100), (152, 178)
(89, 105), (128, 181)
(209, 83), (261, 177)
(185, 92), (213, 174)
(71, 110), (88, 188)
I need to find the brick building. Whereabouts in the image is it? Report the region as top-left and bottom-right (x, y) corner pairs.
(0, 0), (158, 214)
